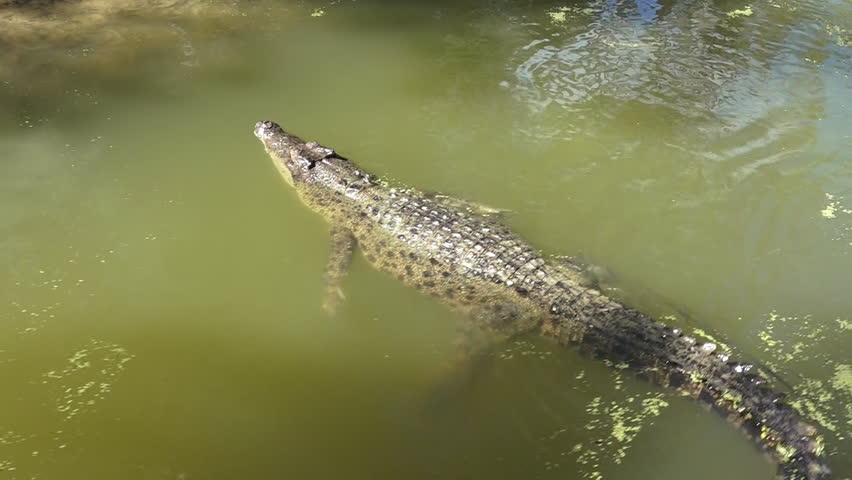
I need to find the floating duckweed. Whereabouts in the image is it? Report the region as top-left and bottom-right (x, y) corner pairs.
(721, 390), (743, 408)
(756, 309), (852, 440)
(43, 340), (134, 420)
(812, 435), (827, 457)
(758, 330), (780, 348)
(791, 379), (838, 433)
(641, 397), (669, 416)
(689, 371), (703, 384)
(776, 443), (797, 462)
(832, 365), (852, 394)
(497, 339), (554, 361)
(610, 405), (633, 444)
(310, 9), (325, 17)
(546, 6), (599, 24)
(692, 328), (720, 346)
(613, 372), (625, 391)
(547, 10), (567, 23)
(726, 6), (753, 17)
(586, 396), (602, 416)
(567, 385), (669, 477)
(692, 328), (736, 357)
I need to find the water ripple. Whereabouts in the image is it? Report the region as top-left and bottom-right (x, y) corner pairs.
(505, 0), (845, 169)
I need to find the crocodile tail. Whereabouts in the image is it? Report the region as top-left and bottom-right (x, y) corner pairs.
(545, 296), (831, 479)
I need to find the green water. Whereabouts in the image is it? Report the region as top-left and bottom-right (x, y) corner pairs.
(1, 0), (851, 479)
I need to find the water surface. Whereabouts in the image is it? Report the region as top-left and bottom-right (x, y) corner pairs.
(1, 1), (851, 479)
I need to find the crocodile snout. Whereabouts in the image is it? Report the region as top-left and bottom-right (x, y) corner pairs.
(254, 120), (274, 139)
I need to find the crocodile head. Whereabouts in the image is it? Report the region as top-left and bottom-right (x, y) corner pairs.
(254, 120), (315, 187)
(254, 120), (369, 196)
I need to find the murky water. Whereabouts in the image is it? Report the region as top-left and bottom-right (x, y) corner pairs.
(1, 0), (850, 479)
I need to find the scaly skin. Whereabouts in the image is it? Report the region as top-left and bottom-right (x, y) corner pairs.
(253, 120), (831, 480)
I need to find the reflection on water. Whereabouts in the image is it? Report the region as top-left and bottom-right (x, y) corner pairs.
(0, 0), (241, 73)
(0, 0), (850, 479)
(508, 0), (832, 178)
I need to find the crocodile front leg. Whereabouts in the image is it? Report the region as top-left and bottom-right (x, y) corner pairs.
(322, 225), (356, 314)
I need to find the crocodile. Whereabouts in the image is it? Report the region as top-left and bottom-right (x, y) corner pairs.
(253, 120), (831, 480)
